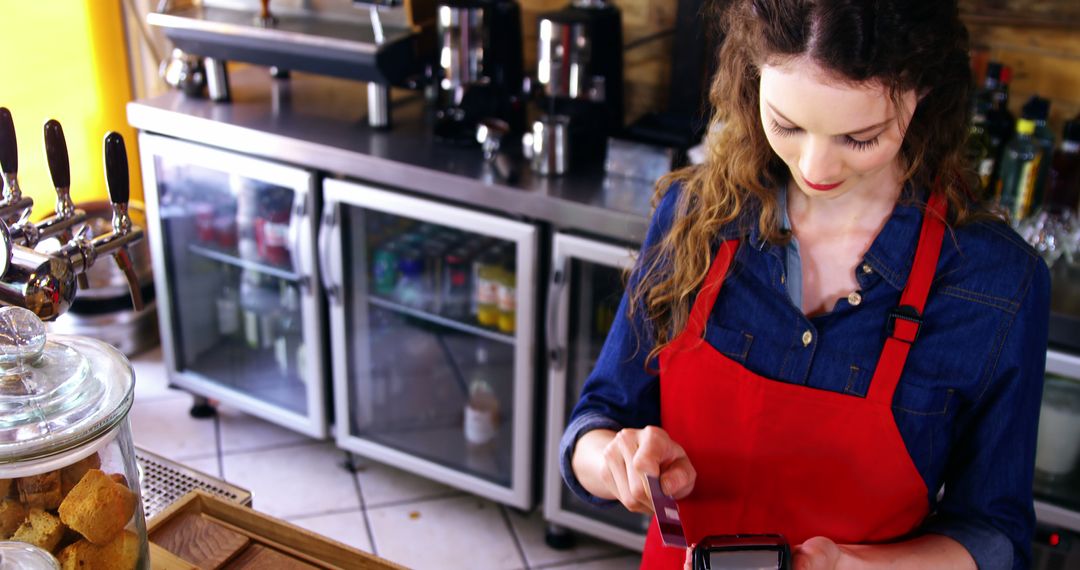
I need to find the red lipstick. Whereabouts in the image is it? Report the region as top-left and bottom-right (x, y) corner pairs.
(803, 178), (844, 191)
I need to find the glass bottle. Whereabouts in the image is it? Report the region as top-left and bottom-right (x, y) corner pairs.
(274, 283), (302, 380)
(1045, 118), (1080, 216)
(967, 104), (995, 200)
(983, 62), (1016, 191)
(1021, 96), (1055, 199)
(996, 119), (1043, 222)
(475, 247), (503, 328)
(495, 250), (516, 334)
(464, 345), (500, 447)
(442, 247), (472, 320)
(215, 267), (240, 340)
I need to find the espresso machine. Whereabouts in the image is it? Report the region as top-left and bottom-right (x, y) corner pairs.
(528, 0), (623, 174)
(432, 0), (525, 143)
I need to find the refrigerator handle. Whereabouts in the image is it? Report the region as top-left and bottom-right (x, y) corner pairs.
(546, 255), (570, 371)
(290, 193), (312, 294)
(318, 201), (342, 305)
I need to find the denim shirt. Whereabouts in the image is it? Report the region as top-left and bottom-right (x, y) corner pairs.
(560, 184), (1051, 570)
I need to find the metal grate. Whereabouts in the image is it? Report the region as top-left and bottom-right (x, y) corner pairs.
(136, 446), (252, 521)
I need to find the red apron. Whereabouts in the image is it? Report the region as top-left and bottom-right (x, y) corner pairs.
(641, 194), (948, 569)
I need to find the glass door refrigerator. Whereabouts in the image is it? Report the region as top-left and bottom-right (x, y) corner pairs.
(139, 133), (327, 437)
(319, 179), (538, 508)
(1033, 250), (1080, 554)
(543, 232), (649, 550)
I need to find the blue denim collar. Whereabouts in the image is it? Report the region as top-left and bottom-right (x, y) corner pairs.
(740, 185), (929, 292)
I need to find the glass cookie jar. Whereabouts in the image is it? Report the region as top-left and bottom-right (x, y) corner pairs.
(0, 307), (147, 569)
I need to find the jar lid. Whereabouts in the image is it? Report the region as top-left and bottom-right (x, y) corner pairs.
(0, 307), (134, 466)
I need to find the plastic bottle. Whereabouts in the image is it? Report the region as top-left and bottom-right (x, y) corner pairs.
(394, 248), (427, 309)
(372, 239), (400, 297)
(996, 118), (1043, 222)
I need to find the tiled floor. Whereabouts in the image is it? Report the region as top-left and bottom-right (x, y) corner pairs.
(129, 347), (641, 569)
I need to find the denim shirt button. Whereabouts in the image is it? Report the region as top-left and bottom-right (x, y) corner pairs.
(802, 330), (813, 347)
(861, 263), (873, 274)
(848, 291), (863, 306)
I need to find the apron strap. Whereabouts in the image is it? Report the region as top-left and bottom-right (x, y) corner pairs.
(683, 240), (740, 341)
(867, 192), (949, 404)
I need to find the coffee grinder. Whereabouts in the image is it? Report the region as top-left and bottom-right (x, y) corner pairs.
(530, 0), (624, 173)
(433, 0), (526, 143)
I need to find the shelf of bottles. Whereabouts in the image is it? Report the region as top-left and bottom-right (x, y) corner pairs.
(357, 211), (518, 483)
(324, 179), (537, 507)
(141, 133), (323, 435)
(543, 233), (647, 550)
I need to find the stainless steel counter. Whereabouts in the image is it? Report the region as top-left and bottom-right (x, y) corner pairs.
(127, 67), (654, 244)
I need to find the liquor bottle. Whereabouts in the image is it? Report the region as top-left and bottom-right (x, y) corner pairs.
(1045, 118), (1080, 216)
(983, 63), (1016, 191)
(996, 119), (1044, 222)
(967, 99), (996, 199)
(1022, 96), (1055, 199)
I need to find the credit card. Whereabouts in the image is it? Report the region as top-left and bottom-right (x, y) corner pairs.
(645, 474), (688, 549)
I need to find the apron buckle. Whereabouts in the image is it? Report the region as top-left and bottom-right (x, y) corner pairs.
(887, 305), (923, 344)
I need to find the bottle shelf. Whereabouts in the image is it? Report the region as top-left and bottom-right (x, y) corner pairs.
(189, 244), (300, 282)
(367, 295), (516, 346)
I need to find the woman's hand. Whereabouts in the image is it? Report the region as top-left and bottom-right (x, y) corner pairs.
(572, 426), (696, 514)
(793, 536), (844, 570)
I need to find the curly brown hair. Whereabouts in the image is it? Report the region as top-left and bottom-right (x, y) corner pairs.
(629, 0), (989, 364)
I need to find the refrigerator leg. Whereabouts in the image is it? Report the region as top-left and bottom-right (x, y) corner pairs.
(189, 396), (217, 419)
(341, 452), (368, 473)
(544, 522), (577, 550)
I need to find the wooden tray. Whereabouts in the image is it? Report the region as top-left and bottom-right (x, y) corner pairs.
(147, 490), (405, 570)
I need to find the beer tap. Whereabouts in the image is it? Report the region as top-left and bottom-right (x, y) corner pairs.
(0, 132), (144, 320)
(0, 108), (35, 225)
(59, 133), (144, 311)
(7, 121), (89, 253)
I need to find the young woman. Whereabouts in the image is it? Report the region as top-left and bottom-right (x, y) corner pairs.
(560, 1), (1050, 569)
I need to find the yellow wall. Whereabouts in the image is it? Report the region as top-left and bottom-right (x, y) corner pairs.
(1, 1), (142, 219)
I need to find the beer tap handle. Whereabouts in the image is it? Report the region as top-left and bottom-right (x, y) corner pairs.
(0, 108), (34, 224)
(0, 108), (17, 189)
(44, 120), (71, 204)
(103, 132), (144, 311)
(104, 132), (129, 209)
(39, 120), (87, 289)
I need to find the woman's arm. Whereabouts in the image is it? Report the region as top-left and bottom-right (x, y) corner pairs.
(796, 535), (976, 570)
(572, 426), (698, 513)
